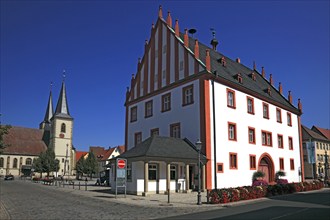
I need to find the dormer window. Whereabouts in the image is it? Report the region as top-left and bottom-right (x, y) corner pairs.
(250, 72), (256, 81)
(220, 57), (226, 67)
(267, 87), (272, 96)
(236, 73), (243, 83)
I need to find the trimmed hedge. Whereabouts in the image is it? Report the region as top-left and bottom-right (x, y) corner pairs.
(209, 180), (324, 204)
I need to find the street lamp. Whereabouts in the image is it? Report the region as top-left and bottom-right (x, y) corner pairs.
(324, 151), (329, 186)
(196, 139), (202, 205)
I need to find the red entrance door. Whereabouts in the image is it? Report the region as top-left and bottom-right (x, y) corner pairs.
(259, 159), (269, 183)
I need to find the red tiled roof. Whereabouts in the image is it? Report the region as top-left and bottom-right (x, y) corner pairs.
(76, 151), (88, 161)
(116, 145), (126, 154)
(312, 126), (330, 140)
(101, 148), (115, 161)
(89, 146), (107, 161)
(2, 126), (47, 156)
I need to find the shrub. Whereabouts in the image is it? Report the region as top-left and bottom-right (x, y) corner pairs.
(209, 190), (220, 204)
(252, 171), (265, 181)
(276, 179), (288, 184)
(252, 180), (268, 186)
(208, 180), (324, 204)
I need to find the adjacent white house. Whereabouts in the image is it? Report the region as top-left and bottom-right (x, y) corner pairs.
(118, 6), (304, 195)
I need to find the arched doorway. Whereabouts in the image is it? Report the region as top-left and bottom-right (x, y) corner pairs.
(258, 153), (275, 183)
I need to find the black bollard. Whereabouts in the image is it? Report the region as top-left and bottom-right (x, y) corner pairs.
(167, 188), (170, 203)
(85, 181), (87, 191)
(206, 190), (210, 204)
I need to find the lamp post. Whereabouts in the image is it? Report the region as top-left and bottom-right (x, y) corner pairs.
(196, 139), (202, 205)
(324, 151), (329, 186)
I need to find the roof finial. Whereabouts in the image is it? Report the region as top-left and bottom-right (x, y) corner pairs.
(175, 19), (180, 37)
(166, 11), (172, 27)
(50, 81), (53, 91)
(210, 28), (219, 51)
(62, 70), (66, 81)
(158, 5), (163, 18)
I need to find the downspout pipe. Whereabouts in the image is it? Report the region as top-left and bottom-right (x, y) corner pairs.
(211, 77), (217, 189)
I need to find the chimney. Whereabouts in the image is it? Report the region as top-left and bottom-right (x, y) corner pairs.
(236, 58), (241, 63)
(194, 40), (199, 59)
(253, 61), (256, 70)
(175, 19), (179, 37)
(158, 5), (163, 18)
(206, 49), (211, 72)
(278, 82), (283, 94)
(298, 99), (303, 113)
(166, 11), (172, 27)
(269, 74), (273, 85)
(261, 67), (265, 78)
(288, 91), (292, 104)
(184, 29), (189, 47)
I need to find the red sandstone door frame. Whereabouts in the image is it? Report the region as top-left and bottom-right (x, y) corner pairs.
(258, 153), (275, 183)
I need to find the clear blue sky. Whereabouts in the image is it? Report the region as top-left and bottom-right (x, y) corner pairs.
(1, 0), (329, 152)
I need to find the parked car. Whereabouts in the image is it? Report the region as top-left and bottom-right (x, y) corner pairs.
(4, 174), (14, 180)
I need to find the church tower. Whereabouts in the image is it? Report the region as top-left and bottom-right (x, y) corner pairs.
(50, 74), (74, 176)
(39, 88), (54, 147)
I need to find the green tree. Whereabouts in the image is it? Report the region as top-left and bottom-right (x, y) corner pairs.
(42, 147), (57, 177)
(33, 156), (44, 178)
(84, 151), (98, 179)
(75, 156), (85, 179)
(0, 124), (12, 154)
(33, 147), (58, 177)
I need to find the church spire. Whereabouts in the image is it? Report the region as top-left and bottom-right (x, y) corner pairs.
(39, 83), (54, 129)
(54, 71), (72, 118)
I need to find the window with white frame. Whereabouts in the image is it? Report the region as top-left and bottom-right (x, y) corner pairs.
(135, 132), (142, 146)
(287, 113), (292, 126)
(228, 122), (237, 141)
(0, 158), (3, 167)
(130, 106), (137, 122)
(278, 135), (283, 148)
(148, 164), (158, 180)
(145, 100), (153, 118)
(276, 108), (282, 123)
(262, 131), (272, 146)
(26, 158), (32, 165)
(247, 97), (254, 114)
(263, 103), (269, 119)
(170, 165), (177, 180)
(170, 123), (181, 138)
(227, 89), (236, 108)
(161, 93), (171, 112)
(182, 85), (194, 106)
(248, 127), (256, 144)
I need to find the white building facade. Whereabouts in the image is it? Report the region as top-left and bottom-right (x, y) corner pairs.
(123, 7), (304, 194)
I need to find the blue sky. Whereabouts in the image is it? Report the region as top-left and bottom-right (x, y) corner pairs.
(1, 0), (329, 152)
